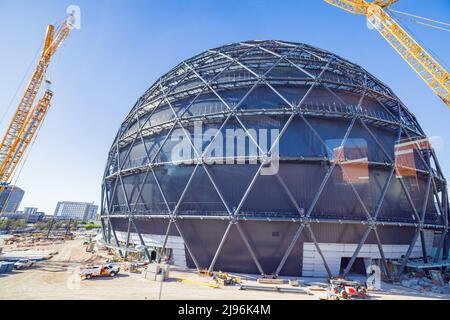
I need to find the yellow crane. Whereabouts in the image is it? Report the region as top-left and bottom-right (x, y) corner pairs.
(0, 15), (74, 193)
(324, 0), (450, 108)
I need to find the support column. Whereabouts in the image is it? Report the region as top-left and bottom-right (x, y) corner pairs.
(444, 231), (449, 261)
(343, 227), (372, 277)
(236, 222), (264, 275)
(397, 228), (420, 277)
(420, 230), (428, 263)
(373, 228), (392, 282)
(108, 218), (124, 258)
(157, 219), (173, 263)
(173, 221), (200, 270)
(208, 222), (232, 272)
(124, 217), (132, 259)
(307, 224), (332, 278)
(131, 219), (152, 261)
(275, 223), (305, 276)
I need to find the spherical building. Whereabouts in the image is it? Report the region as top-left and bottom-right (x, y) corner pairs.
(101, 40), (448, 278)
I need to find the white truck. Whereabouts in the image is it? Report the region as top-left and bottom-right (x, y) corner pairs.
(80, 263), (120, 279)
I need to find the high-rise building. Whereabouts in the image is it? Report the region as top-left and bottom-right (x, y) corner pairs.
(54, 201), (98, 222)
(0, 185), (25, 213)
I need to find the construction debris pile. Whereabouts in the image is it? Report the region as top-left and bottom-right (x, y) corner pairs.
(4, 234), (66, 247)
(400, 270), (450, 294)
(0, 231), (76, 274)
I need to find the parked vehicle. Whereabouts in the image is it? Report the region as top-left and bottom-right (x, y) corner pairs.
(14, 259), (34, 270)
(80, 263), (120, 279)
(327, 279), (367, 300)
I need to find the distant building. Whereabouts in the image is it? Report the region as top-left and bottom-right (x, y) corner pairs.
(1, 212), (23, 220)
(2, 209), (45, 223)
(54, 201), (98, 222)
(23, 207), (38, 215)
(27, 212), (45, 223)
(86, 204), (99, 221)
(0, 185), (25, 213)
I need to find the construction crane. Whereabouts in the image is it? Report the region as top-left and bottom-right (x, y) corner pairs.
(0, 15), (74, 193)
(324, 0), (450, 108)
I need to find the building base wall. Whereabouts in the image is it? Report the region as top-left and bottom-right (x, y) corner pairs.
(303, 231), (433, 277)
(115, 231), (187, 267)
(109, 217), (433, 277)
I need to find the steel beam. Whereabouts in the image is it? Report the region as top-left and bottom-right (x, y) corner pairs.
(106, 214), (447, 230)
(397, 228), (420, 277)
(131, 219), (152, 261)
(100, 217), (107, 242)
(124, 217), (132, 259)
(275, 224), (305, 276)
(373, 228), (392, 281)
(172, 164), (200, 216)
(236, 222), (265, 275)
(173, 220), (200, 270)
(208, 222), (232, 272)
(420, 175), (432, 263)
(276, 174), (303, 215)
(397, 177), (422, 222)
(157, 220), (172, 263)
(342, 228), (372, 277)
(108, 218), (124, 258)
(419, 230), (428, 264)
(306, 224), (332, 278)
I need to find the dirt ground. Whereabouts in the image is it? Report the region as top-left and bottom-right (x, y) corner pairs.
(0, 238), (449, 300)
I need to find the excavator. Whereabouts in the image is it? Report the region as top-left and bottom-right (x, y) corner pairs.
(0, 14), (75, 195)
(324, 0), (450, 108)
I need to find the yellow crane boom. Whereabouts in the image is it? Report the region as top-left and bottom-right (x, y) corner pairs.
(0, 15), (74, 193)
(0, 88), (53, 190)
(324, 0), (450, 108)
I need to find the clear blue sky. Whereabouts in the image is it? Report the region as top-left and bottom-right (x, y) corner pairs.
(0, 0), (449, 214)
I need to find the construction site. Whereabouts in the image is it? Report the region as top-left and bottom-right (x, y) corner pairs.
(1, 0), (450, 301)
(1, 232), (450, 300)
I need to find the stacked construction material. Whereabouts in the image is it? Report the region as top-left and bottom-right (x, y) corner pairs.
(0, 262), (15, 273)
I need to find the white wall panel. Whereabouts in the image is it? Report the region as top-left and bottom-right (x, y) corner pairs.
(115, 231), (187, 267)
(303, 231), (434, 277)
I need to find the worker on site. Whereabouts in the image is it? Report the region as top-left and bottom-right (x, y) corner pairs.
(366, 266), (381, 290)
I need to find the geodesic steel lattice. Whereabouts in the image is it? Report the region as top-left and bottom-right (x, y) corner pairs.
(101, 40), (449, 279)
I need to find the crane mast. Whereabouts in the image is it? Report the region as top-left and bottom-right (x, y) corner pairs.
(324, 0), (450, 108)
(0, 15), (73, 193)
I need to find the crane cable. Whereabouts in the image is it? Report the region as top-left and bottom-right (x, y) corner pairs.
(388, 8), (450, 33)
(384, 6), (450, 73)
(0, 41), (43, 216)
(389, 9), (450, 27)
(0, 44), (42, 129)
